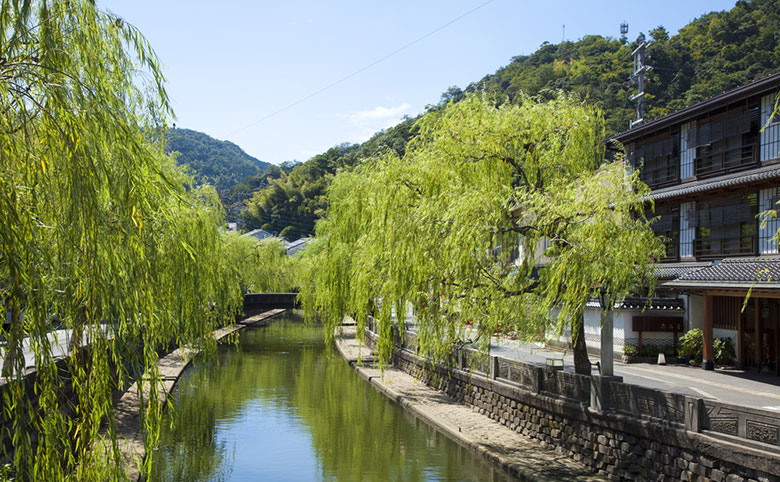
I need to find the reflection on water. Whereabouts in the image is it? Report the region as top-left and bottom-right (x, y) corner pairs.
(152, 315), (513, 481)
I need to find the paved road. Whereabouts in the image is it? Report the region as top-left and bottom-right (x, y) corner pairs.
(490, 337), (780, 412)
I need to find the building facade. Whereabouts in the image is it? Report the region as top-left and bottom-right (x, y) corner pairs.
(612, 72), (780, 373)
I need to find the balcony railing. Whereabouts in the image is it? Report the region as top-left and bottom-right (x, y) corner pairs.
(661, 237), (679, 261)
(640, 163), (679, 188)
(695, 143), (757, 178)
(693, 235), (756, 258)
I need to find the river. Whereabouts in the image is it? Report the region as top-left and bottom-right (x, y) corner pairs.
(151, 314), (513, 481)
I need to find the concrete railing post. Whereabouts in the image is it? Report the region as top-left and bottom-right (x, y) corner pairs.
(590, 375), (623, 412)
(532, 367), (543, 394)
(685, 396), (703, 432)
(490, 356), (499, 380)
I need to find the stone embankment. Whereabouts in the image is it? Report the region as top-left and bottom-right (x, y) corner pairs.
(334, 323), (607, 481)
(114, 308), (287, 481)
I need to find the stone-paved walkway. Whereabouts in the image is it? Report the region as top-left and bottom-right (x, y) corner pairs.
(334, 324), (607, 482)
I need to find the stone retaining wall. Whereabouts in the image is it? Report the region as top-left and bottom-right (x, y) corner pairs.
(365, 327), (780, 481)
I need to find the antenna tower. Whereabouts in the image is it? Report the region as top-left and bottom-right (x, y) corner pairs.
(620, 22), (628, 41)
(629, 34), (651, 129)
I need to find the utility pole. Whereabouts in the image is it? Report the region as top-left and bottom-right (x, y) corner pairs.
(629, 34), (651, 129)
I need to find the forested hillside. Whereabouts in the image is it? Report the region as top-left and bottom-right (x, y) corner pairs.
(241, 120), (417, 238)
(241, 0), (780, 239)
(165, 128), (271, 192)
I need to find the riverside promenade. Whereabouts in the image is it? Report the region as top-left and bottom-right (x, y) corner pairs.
(334, 323), (606, 482)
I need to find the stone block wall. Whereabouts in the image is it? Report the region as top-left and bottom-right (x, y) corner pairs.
(374, 332), (780, 481)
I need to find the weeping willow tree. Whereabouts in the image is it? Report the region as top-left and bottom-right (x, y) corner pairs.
(0, 1), (245, 480)
(299, 93), (665, 372)
(223, 234), (298, 294)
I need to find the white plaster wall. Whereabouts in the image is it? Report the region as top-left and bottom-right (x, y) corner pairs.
(582, 306), (631, 354)
(713, 328), (738, 346)
(688, 294), (704, 331)
(549, 305), (687, 356)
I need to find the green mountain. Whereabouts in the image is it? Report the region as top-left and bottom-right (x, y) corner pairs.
(165, 128), (271, 192)
(476, 0), (779, 135)
(241, 0), (780, 239)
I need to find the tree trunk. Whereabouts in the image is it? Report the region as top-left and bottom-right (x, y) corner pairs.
(572, 310), (591, 375)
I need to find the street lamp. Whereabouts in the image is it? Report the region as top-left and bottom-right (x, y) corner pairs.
(597, 286), (614, 377)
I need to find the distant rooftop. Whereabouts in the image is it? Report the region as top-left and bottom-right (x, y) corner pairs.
(242, 228), (274, 240)
(284, 238), (311, 256)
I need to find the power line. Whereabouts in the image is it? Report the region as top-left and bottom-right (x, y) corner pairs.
(225, 0), (495, 137)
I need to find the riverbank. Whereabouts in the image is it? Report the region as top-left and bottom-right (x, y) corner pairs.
(334, 323), (606, 482)
(113, 308), (287, 481)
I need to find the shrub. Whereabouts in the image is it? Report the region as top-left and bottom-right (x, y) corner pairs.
(641, 345), (660, 357)
(623, 344), (638, 356)
(678, 328), (703, 362)
(714, 337), (736, 366)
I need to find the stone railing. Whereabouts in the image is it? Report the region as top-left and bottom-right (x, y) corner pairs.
(365, 317), (780, 453)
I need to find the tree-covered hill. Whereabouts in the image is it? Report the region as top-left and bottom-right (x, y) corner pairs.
(241, 0), (780, 239)
(165, 127), (271, 192)
(241, 120), (418, 239)
(476, 0), (779, 135)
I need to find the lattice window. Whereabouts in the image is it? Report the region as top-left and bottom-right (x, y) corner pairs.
(679, 202), (694, 258)
(693, 192), (758, 257)
(761, 92), (780, 163)
(713, 296), (740, 330)
(680, 122), (695, 179)
(693, 108), (759, 177)
(650, 203), (679, 260)
(633, 134), (680, 188)
(759, 187), (780, 255)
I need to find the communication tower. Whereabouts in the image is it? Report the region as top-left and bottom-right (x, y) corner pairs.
(629, 33), (651, 129)
(620, 22), (629, 41)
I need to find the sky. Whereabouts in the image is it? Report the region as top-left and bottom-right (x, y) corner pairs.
(99, 0), (738, 165)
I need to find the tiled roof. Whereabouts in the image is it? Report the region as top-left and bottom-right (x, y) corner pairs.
(654, 262), (712, 280)
(649, 164), (780, 201)
(585, 297), (685, 311)
(284, 237), (310, 256)
(242, 228), (274, 240)
(664, 256), (780, 289)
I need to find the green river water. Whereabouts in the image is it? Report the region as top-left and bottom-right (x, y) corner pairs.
(151, 314), (514, 481)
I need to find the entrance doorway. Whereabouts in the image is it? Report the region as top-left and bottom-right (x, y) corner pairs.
(740, 297), (780, 374)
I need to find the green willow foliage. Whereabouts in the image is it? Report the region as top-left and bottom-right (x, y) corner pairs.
(0, 2), (245, 480)
(299, 94), (665, 366)
(223, 234), (297, 294)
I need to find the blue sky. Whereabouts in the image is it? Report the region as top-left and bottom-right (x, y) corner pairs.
(100, 1), (737, 165)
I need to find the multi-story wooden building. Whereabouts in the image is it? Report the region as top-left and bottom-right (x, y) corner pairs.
(612, 72), (780, 373)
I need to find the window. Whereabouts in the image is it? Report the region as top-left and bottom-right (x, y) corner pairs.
(693, 108), (759, 177)
(680, 122), (695, 179)
(693, 192), (758, 257)
(649, 204), (679, 260)
(761, 92), (780, 163)
(680, 202), (694, 258)
(759, 187), (780, 255)
(633, 134), (680, 188)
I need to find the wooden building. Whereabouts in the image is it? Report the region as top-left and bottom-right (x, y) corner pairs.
(612, 72), (780, 373)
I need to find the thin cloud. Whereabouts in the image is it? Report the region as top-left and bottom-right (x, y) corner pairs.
(349, 103), (411, 123)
